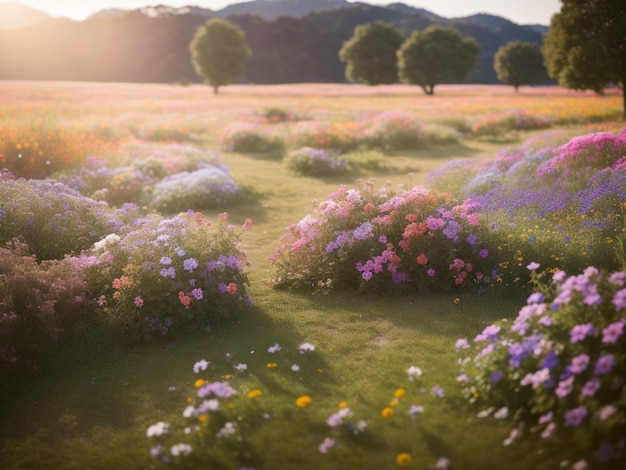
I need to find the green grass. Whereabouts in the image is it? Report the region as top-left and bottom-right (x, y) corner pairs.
(1, 82), (622, 469)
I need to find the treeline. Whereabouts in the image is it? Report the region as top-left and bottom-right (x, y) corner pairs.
(0, 4), (546, 84)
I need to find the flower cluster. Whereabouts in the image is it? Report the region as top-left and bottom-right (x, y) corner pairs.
(271, 179), (492, 293)
(147, 343), (449, 468)
(456, 265), (626, 467)
(219, 123), (285, 154)
(92, 211), (252, 342)
(361, 109), (422, 151)
(285, 147), (348, 177)
(471, 110), (551, 138)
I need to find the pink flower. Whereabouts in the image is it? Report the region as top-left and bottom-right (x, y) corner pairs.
(178, 291), (192, 307)
(226, 283), (238, 295)
(218, 212), (229, 221)
(134, 296), (144, 308)
(602, 320), (624, 343)
(242, 218), (253, 230)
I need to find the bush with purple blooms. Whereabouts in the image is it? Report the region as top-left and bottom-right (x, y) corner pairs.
(0, 172), (143, 260)
(91, 212), (252, 342)
(285, 147), (348, 177)
(149, 166), (241, 213)
(455, 265), (626, 468)
(270, 179), (492, 293)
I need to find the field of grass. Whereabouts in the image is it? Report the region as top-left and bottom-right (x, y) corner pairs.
(0, 81), (624, 469)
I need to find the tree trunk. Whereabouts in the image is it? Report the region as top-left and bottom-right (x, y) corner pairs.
(622, 84), (626, 121)
(213, 85), (219, 95)
(421, 84), (435, 95)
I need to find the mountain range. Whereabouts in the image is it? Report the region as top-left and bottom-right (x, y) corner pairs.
(0, 0), (551, 84)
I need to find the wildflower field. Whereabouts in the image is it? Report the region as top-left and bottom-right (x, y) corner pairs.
(0, 81), (625, 470)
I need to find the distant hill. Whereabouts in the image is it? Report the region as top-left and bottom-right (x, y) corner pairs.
(0, 2), (51, 30)
(0, 0), (552, 85)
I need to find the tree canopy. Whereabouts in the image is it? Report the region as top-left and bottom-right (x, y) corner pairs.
(338, 20), (405, 85)
(190, 18), (251, 94)
(543, 0), (626, 118)
(397, 25), (479, 95)
(493, 40), (546, 91)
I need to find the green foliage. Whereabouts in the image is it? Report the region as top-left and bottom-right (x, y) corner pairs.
(190, 18), (252, 94)
(361, 110), (422, 151)
(220, 123), (285, 154)
(338, 21), (405, 85)
(91, 212), (252, 343)
(398, 25), (479, 95)
(543, 0), (626, 118)
(493, 41), (547, 91)
(0, 239), (92, 373)
(457, 267), (626, 467)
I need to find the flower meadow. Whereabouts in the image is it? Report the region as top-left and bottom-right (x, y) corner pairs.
(456, 265), (626, 469)
(146, 341), (452, 469)
(1, 82), (626, 469)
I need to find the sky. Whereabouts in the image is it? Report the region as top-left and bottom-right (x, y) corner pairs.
(3, 0), (561, 25)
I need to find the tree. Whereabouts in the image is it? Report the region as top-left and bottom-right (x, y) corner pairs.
(543, 0), (626, 119)
(338, 21), (405, 85)
(397, 25), (479, 95)
(190, 18), (251, 94)
(493, 40), (547, 91)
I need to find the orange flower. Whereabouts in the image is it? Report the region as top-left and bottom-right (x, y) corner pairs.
(396, 452), (412, 466)
(382, 407), (394, 418)
(296, 395), (312, 408)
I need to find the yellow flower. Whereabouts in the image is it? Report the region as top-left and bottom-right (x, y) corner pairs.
(227, 402), (234, 409)
(198, 414), (207, 423)
(389, 398), (399, 407)
(382, 407), (394, 418)
(394, 388), (406, 398)
(194, 379), (205, 388)
(267, 362), (278, 368)
(224, 374), (233, 380)
(396, 452), (412, 466)
(296, 395), (312, 408)
(338, 401), (348, 409)
(247, 389), (262, 399)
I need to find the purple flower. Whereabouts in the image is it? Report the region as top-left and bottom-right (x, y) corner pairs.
(160, 267), (176, 279)
(378, 235), (387, 244)
(475, 325), (501, 342)
(527, 292), (545, 304)
(540, 353), (559, 370)
(555, 376), (574, 398)
(602, 320), (624, 344)
(427, 268), (436, 277)
(431, 386), (445, 397)
(613, 289), (626, 310)
(479, 248), (489, 259)
(564, 406), (587, 427)
(160, 256), (172, 265)
(491, 370), (504, 383)
(455, 338), (470, 349)
(197, 381), (237, 398)
(594, 354), (616, 375)
(581, 378), (601, 397)
(521, 368), (551, 388)
(527, 262), (540, 271)
(569, 323), (594, 343)
(569, 354), (590, 374)
(183, 258), (199, 273)
(466, 233), (478, 245)
(191, 288), (203, 300)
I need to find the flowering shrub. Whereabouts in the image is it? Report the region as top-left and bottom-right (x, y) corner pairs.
(149, 166), (241, 212)
(139, 123), (194, 142)
(471, 110), (551, 138)
(361, 110), (422, 151)
(270, 179), (492, 293)
(0, 238), (92, 372)
(0, 121), (116, 179)
(219, 123), (285, 154)
(456, 265), (626, 468)
(92, 212), (252, 342)
(289, 121), (361, 153)
(0, 173), (143, 260)
(260, 106), (297, 123)
(285, 147), (348, 177)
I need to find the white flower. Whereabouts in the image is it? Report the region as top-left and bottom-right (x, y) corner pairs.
(234, 363), (248, 372)
(193, 359), (209, 373)
(298, 342), (315, 353)
(494, 407), (509, 419)
(146, 421), (169, 437)
(407, 366), (423, 382)
(93, 233), (121, 251)
(435, 457), (450, 470)
(216, 421), (237, 439)
(268, 343), (281, 353)
(170, 443), (192, 456)
(291, 364), (300, 372)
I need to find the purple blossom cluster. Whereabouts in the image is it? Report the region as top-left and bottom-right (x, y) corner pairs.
(457, 266), (626, 466)
(286, 147), (348, 177)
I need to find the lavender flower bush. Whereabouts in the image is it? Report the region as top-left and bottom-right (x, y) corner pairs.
(270, 179), (492, 293)
(456, 265), (626, 468)
(91, 211), (252, 342)
(285, 147), (348, 177)
(149, 166), (241, 212)
(0, 171), (143, 260)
